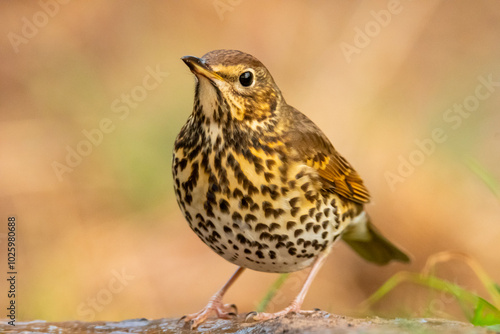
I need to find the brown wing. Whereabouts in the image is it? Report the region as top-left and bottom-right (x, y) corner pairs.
(282, 106), (370, 204)
(314, 151), (370, 204)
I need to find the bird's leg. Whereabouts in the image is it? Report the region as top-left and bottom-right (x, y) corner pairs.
(182, 266), (245, 328)
(248, 251), (329, 321)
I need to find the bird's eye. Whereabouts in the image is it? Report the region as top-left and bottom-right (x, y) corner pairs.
(239, 71), (254, 87)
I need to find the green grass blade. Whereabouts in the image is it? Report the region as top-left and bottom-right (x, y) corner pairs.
(257, 273), (290, 312)
(423, 252), (500, 308)
(361, 271), (412, 308)
(363, 272), (500, 326)
(464, 156), (500, 199)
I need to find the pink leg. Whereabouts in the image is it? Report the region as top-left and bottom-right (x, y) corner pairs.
(182, 267), (245, 328)
(249, 251), (329, 321)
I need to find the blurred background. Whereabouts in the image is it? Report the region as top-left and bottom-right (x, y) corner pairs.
(1, 0), (499, 323)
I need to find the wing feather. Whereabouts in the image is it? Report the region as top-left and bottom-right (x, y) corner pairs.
(282, 106), (370, 204)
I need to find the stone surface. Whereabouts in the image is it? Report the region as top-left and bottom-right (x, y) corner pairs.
(0, 312), (494, 334)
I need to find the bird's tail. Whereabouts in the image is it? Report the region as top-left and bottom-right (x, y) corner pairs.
(342, 212), (410, 265)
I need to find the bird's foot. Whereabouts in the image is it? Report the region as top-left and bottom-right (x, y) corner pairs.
(246, 303), (319, 322)
(180, 298), (237, 329)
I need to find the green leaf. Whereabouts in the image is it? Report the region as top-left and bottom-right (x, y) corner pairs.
(364, 272), (500, 326)
(470, 297), (500, 326)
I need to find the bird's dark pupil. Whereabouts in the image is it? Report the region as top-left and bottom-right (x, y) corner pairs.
(239, 71), (253, 87)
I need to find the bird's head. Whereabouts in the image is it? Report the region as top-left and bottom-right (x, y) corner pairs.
(182, 50), (283, 125)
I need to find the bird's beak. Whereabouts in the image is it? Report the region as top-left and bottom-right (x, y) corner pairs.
(182, 56), (224, 82)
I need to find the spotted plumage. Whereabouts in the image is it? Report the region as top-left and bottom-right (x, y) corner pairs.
(173, 50), (409, 328)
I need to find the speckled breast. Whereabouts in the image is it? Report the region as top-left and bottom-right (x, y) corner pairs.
(173, 129), (350, 273)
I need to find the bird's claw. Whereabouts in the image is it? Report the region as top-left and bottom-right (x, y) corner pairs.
(245, 311), (258, 321)
(245, 304), (305, 322)
(229, 303), (238, 314)
(181, 301), (238, 329)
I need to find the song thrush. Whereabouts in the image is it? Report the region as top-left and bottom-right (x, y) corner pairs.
(173, 49), (409, 328)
